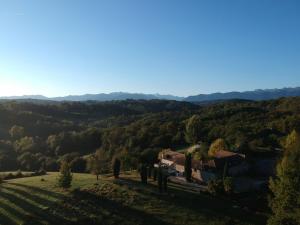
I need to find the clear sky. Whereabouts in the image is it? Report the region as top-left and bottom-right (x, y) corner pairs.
(0, 0), (299, 97)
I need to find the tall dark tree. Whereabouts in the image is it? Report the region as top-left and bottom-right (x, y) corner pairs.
(147, 165), (153, 178)
(140, 164), (148, 184)
(113, 158), (121, 179)
(185, 153), (192, 182)
(153, 167), (158, 181)
(163, 174), (168, 192)
(157, 167), (163, 193)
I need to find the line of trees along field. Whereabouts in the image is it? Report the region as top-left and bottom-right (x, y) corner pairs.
(0, 97), (300, 173)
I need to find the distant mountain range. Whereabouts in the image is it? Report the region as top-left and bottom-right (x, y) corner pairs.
(184, 87), (300, 102)
(0, 92), (183, 101)
(1, 87), (300, 102)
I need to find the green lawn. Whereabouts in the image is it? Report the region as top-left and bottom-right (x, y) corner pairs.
(0, 172), (267, 225)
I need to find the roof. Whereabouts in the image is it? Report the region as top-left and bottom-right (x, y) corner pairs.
(187, 144), (201, 153)
(164, 150), (183, 157)
(214, 150), (245, 159)
(161, 150), (201, 168)
(161, 149), (246, 171)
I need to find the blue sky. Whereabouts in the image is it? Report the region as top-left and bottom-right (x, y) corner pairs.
(0, 0), (299, 97)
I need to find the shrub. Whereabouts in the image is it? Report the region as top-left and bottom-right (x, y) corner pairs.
(2, 170), (47, 181)
(15, 170), (23, 178)
(2, 171), (25, 180)
(223, 177), (234, 194)
(208, 179), (224, 195)
(33, 169), (47, 176)
(4, 173), (16, 180)
(39, 169), (47, 175)
(71, 187), (81, 196)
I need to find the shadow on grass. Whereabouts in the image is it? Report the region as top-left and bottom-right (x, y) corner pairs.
(0, 186), (70, 225)
(118, 177), (267, 225)
(8, 183), (65, 199)
(69, 189), (172, 225)
(1, 182), (171, 225)
(0, 199), (28, 221)
(3, 185), (60, 207)
(119, 177), (158, 192)
(0, 209), (16, 225)
(0, 178), (267, 225)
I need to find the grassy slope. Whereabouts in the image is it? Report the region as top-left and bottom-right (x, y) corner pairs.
(0, 172), (267, 225)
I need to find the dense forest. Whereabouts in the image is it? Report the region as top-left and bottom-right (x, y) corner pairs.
(0, 97), (299, 173)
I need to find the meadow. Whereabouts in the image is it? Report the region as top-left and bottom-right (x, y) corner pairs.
(0, 172), (267, 225)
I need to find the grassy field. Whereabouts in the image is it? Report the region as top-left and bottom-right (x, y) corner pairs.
(0, 172), (268, 225)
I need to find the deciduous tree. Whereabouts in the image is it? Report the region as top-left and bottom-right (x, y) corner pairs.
(9, 125), (25, 140)
(208, 138), (228, 157)
(185, 115), (202, 144)
(87, 149), (110, 180)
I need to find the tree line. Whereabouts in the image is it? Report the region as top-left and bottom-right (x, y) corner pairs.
(0, 97), (300, 174)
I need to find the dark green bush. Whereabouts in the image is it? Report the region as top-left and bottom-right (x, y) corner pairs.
(223, 177), (234, 194)
(208, 179), (224, 195)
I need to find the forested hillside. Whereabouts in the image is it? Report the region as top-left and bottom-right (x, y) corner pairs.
(0, 97), (299, 172)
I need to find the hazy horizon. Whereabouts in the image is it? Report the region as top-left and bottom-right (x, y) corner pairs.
(1, 0), (300, 97)
(0, 85), (300, 99)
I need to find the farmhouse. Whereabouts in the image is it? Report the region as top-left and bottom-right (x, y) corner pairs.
(159, 149), (248, 184)
(160, 150), (201, 175)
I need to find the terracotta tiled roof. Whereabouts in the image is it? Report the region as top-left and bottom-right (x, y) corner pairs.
(162, 150), (202, 168)
(214, 150), (245, 159)
(172, 154), (185, 165)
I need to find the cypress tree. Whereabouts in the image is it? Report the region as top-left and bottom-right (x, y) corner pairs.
(153, 167), (157, 181)
(147, 165), (153, 178)
(140, 164), (148, 184)
(163, 174), (168, 192)
(185, 153), (192, 182)
(113, 158), (121, 179)
(158, 167), (163, 193)
(222, 161), (228, 181)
